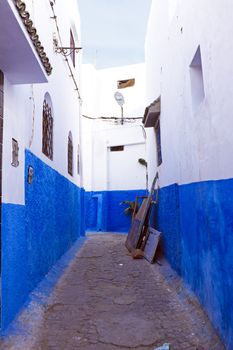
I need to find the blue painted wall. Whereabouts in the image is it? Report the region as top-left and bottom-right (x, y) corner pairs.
(1, 204), (28, 330)
(1, 150), (85, 328)
(154, 179), (233, 348)
(85, 189), (146, 232)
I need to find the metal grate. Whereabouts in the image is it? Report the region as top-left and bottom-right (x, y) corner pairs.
(110, 145), (124, 152)
(155, 121), (162, 166)
(11, 138), (19, 167)
(77, 144), (80, 175)
(68, 132), (73, 176)
(42, 99), (53, 160)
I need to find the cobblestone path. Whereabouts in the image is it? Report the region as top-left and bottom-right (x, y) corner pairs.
(1, 234), (225, 350)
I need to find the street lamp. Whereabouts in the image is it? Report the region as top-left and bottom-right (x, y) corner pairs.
(114, 91), (125, 125)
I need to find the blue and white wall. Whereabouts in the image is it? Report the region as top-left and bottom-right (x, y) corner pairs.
(145, 1), (233, 348)
(1, 0), (84, 328)
(81, 64), (147, 232)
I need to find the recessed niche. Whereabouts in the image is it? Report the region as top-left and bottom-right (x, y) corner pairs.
(190, 46), (205, 111)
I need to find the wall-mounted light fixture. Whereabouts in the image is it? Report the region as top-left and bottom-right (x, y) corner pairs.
(114, 91), (125, 125)
(27, 166), (34, 184)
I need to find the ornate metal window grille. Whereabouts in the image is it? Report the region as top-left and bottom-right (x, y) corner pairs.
(155, 119), (162, 166)
(70, 30), (75, 67)
(11, 138), (19, 167)
(68, 132), (73, 176)
(77, 144), (80, 175)
(42, 99), (53, 160)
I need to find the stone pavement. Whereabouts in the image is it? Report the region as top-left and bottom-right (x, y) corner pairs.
(0, 233), (225, 350)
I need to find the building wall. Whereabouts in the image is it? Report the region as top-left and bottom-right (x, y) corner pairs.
(82, 63), (146, 120)
(1, 0), (84, 328)
(82, 64), (147, 232)
(84, 123), (147, 232)
(145, 1), (233, 348)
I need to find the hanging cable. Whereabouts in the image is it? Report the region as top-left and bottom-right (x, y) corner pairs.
(82, 114), (142, 121)
(48, 1), (82, 101)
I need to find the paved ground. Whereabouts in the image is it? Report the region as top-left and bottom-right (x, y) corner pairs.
(0, 234), (225, 350)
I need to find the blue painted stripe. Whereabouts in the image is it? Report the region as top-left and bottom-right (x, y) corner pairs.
(1, 150), (85, 329)
(1, 203), (28, 330)
(1, 236), (86, 338)
(85, 189), (147, 233)
(154, 179), (233, 348)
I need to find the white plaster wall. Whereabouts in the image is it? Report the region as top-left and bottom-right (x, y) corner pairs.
(82, 63), (146, 119)
(82, 118), (147, 192)
(81, 63), (147, 192)
(81, 117), (94, 190)
(145, 0), (168, 105)
(91, 123), (146, 192)
(2, 0), (82, 204)
(81, 64), (99, 118)
(96, 64), (146, 119)
(145, 0), (233, 188)
(107, 142), (146, 191)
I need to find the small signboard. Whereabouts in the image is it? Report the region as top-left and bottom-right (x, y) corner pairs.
(143, 227), (161, 264)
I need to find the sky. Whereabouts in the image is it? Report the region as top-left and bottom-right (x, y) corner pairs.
(78, 0), (152, 69)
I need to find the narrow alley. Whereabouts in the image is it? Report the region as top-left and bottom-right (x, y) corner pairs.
(1, 0), (233, 348)
(0, 234), (224, 350)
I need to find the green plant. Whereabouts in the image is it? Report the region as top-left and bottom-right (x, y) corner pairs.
(120, 200), (138, 216)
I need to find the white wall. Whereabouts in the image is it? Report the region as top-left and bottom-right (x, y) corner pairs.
(81, 63), (147, 192)
(145, 0), (233, 188)
(2, 0), (82, 204)
(82, 118), (147, 191)
(107, 142), (146, 191)
(92, 123), (146, 191)
(82, 63), (146, 119)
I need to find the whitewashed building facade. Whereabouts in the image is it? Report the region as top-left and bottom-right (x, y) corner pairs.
(144, 1), (233, 348)
(81, 64), (147, 232)
(0, 0), (84, 328)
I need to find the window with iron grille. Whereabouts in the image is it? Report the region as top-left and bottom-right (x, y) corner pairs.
(155, 119), (162, 166)
(68, 131), (73, 176)
(77, 144), (80, 175)
(70, 30), (75, 67)
(42, 98), (53, 160)
(11, 138), (19, 167)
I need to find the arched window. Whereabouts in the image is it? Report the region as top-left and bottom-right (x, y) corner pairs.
(42, 93), (53, 160)
(68, 131), (73, 176)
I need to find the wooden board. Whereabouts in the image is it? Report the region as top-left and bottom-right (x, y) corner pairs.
(125, 198), (148, 252)
(125, 173), (159, 253)
(143, 227), (161, 264)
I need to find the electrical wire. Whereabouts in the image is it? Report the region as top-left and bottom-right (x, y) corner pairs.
(48, 1), (81, 101)
(82, 114), (142, 121)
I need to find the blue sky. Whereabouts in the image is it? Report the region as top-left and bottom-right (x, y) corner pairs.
(78, 0), (152, 68)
